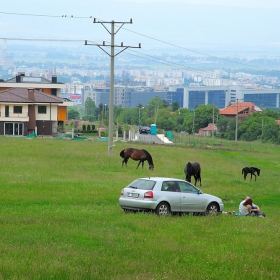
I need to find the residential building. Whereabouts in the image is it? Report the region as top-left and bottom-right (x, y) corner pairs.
(219, 102), (262, 119)
(0, 73), (73, 135)
(0, 88), (71, 136)
(0, 73), (65, 97)
(198, 123), (218, 136)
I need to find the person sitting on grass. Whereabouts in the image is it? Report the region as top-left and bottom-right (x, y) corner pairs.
(239, 196), (265, 217)
(241, 198), (265, 217)
(241, 199), (254, 216)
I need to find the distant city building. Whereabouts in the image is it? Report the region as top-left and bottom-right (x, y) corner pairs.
(130, 90), (168, 108)
(69, 94), (82, 105)
(170, 85), (280, 110)
(82, 85), (110, 107)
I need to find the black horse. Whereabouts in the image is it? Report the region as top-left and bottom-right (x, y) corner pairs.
(242, 167), (260, 181)
(184, 162), (201, 186)
(120, 148), (154, 170)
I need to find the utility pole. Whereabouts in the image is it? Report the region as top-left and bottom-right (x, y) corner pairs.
(192, 110), (196, 135)
(85, 19), (141, 155)
(235, 98), (243, 143)
(212, 102), (214, 138)
(235, 99), (239, 143)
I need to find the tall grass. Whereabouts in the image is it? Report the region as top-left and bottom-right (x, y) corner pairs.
(0, 137), (279, 279)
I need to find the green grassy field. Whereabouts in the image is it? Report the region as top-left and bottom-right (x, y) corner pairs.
(0, 137), (279, 280)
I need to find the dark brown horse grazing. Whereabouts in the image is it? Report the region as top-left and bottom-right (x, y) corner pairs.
(120, 148), (154, 170)
(184, 162), (201, 186)
(242, 167), (260, 181)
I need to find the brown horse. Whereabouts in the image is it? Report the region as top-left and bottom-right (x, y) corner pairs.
(120, 148), (154, 170)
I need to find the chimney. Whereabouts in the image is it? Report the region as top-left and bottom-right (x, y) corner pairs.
(52, 75), (57, 83)
(16, 75), (21, 83)
(28, 88), (35, 100)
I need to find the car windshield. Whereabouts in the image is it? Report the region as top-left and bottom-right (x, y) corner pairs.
(127, 179), (156, 190)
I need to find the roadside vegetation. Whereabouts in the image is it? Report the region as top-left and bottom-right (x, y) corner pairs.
(0, 136), (279, 279)
(68, 98), (280, 144)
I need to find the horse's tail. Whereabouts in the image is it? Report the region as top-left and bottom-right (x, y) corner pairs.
(242, 168), (244, 174)
(120, 149), (125, 159)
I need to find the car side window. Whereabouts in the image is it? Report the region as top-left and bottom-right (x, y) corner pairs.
(161, 181), (181, 192)
(178, 181), (198, 193)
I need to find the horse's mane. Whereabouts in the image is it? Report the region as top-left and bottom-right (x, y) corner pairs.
(251, 167), (261, 175)
(142, 149), (153, 165)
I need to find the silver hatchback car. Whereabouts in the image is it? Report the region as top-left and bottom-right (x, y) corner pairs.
(119, 177), (224, 216)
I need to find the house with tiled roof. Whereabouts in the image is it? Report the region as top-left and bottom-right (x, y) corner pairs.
(198, 123), (218, 136)
(219, 102), (262, 118)
(0, 88), (72, 136)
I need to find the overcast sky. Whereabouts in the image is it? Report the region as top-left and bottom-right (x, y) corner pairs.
(1, 0), (280, 57)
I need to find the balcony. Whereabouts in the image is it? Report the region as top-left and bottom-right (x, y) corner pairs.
(0, 111), (29, 121)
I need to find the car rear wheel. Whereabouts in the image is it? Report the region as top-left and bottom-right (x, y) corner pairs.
(206, 202), (219, 216)
(156, 202), (170, 216)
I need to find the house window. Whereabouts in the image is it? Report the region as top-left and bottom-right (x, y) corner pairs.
(38, 106), (47, 114)
(14, 106), (22, 114)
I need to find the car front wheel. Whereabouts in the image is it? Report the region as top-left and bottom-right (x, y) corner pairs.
(156, 202), (170, 216)
(206, 202), (219, 216)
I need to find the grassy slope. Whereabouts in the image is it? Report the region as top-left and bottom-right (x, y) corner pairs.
(0, 137), (279, 279)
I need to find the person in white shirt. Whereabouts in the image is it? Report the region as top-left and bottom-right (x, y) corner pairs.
(239, 196), (264, 217)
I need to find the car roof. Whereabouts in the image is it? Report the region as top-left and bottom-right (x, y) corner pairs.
(136, 177), (184, 182)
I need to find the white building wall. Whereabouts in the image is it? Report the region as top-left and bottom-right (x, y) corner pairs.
(0, 104), (29, 121)
(35, 104), (58, 121)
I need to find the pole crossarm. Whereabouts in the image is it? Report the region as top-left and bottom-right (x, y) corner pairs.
(93, 18), (133, 35)
(85, 40), (141, 57)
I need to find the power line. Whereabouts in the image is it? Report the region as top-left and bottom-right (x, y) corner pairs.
(0, 11), (93, 19)
(0, 37), (84, 42)
(1, 11), (278, 72)
(0, 36), (276, 84)
(121, 26), (280, 72)
(0, 36), (274, 83)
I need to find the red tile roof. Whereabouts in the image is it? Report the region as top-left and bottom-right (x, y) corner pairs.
(201, 123), (217, 131)
(220, 102), (256, 116)
(0, 88), (63, 103)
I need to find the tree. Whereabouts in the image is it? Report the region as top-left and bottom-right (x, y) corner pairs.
(238, 115), (270, 141)
(216, 116), (229, 133)
(192, 104), (220, 133)
(260, 118), (280, 143)
(172, 101), (180, 111)
(84, 97), (96, 121)
(67, 106), (80, 120)
(155, 108), (176, 131)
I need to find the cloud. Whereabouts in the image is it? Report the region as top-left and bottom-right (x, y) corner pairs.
(117, 0), (280, 9)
